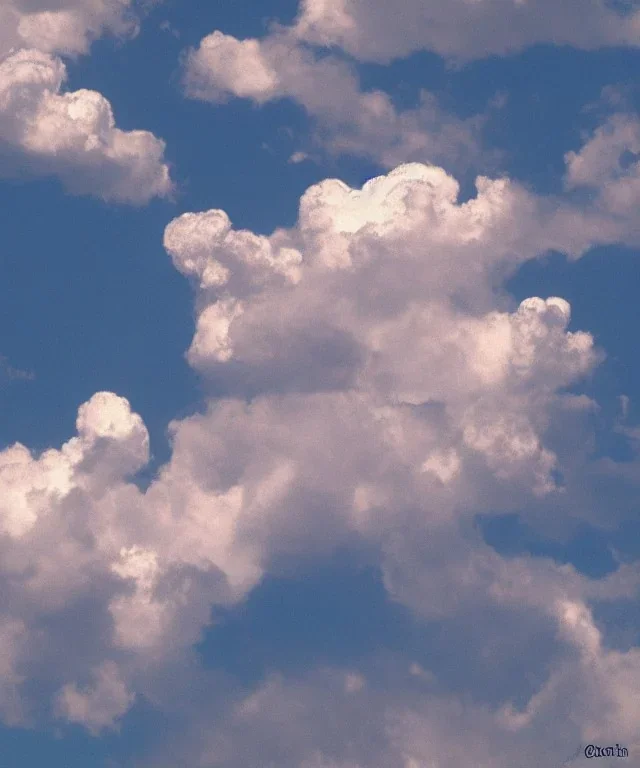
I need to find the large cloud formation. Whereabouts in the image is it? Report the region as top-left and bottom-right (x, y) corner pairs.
(2, 159), (640, 768)
(0, 1), (172, 203)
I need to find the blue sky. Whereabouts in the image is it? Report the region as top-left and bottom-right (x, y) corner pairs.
(1, 1), (640, 766)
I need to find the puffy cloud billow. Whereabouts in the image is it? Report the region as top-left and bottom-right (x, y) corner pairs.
(0, 1), (172, 203)
(0, 49), (172, 203)
(2, 160), (640, 768)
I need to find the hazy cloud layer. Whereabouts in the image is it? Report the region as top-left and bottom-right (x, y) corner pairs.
(291, 0), (640, 63)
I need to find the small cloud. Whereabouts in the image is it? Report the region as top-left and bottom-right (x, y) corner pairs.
(344, 673), (365, 693)
(289, 151), (310, 164)
(0, 355), (34, 383)
(160, 20), (180, 39)
(620, 394), (630, 420)
(409, 663), (435, 682)
(488, 90), (508, 110)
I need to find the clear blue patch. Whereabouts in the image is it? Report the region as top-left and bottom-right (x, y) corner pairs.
(477, 513), (619, 577)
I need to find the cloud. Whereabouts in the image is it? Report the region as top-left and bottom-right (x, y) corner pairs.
(162, 163), (616, 401)
(0, 354), (34, 383)
(158, 163), (640, 768)
(0, 48), (173, 203)
(566, 114), (640, 190)
(0, 0), (137, 59)
(182, 2), (640, 172)
(565, 112), (640, 228)
(0, 2), (173, 203)
(55, 661), (134, 735)
(291, 0), (640, 63)
(0, 390), (262, 729)
(138, 606), (640, 768)
(184, 31), (484, 170)
(2, 160), (640, 757)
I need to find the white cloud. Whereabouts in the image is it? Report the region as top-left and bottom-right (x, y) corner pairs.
(0, 2), (173, 203)
(186, 32), (280, 104)
(0, 389), (264, 728)
(565, 114), (640, 189)
(163, 165), (601, 406)
(182, 2), (640, 171)
(160, 161), (640, 641)
(0, 48), (173, 203)
(565, 113), (640, 231)
(184, 31), (483, 170)
(55, 661), (134, 734)
(292, 0), (640, 63)
(0, 0), (137, 59)
(144, 609), (640, 768)
(2, 160), (640, 751)
(157, 162), (640, 706)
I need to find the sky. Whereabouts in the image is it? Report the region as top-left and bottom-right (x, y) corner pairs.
(1, 1), (640, 766)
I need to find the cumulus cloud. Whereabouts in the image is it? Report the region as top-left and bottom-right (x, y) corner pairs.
(291, 0), (640, 63)
(158, 162), (640, 767)
(0, 390), (262, 728)
(0, 0), (137, 59)
(160, 160), (640, 576)
(184, 31), (483, 170)
(0, 2), (173, 202)
(2, 160), (640, 759)
(0, 49), (172, 203)
(163, 164), (605, 397)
